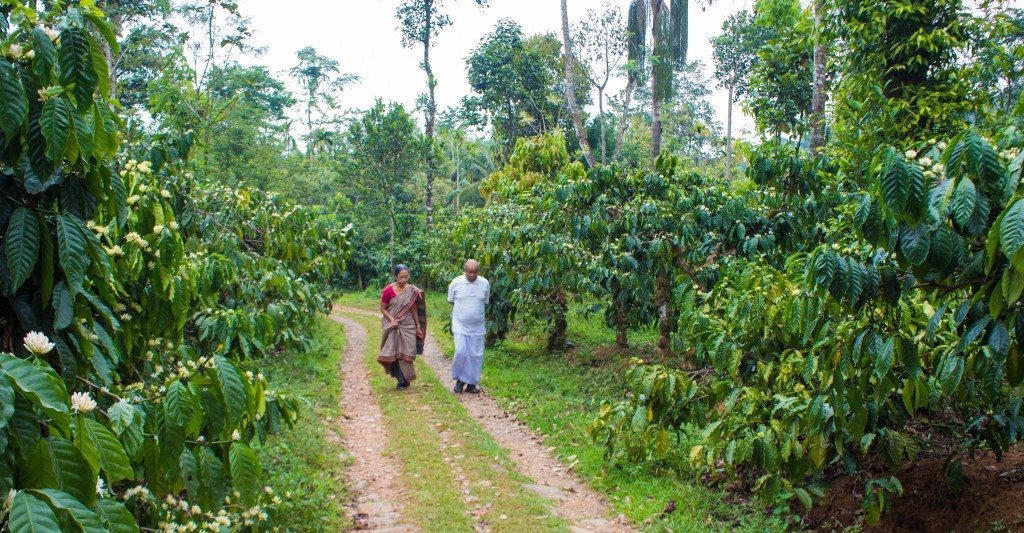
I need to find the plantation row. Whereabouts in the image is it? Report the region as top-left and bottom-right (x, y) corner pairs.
(428, 118), (1024, 519)
(0, 4), (349, 531)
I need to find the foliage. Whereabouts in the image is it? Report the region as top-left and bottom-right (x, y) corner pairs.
(288, 46), (359, 155)
(710, 10), (765, 104)
(593, 123), (1024, 522)
(0, 3), (349, 530)
(744, 0), (813, 139)
(463, 20), (587, 158)
(830, 0), (976, 179)
(344, 99), (423, 280)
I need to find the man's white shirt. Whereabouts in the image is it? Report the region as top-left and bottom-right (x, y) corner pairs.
(447, 275), (490, 336)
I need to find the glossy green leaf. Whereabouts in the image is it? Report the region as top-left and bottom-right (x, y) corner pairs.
(0, 355), (70, 433)
(23, 438), (95, 506)
(95, 498), (140, 533)
(29, 488), (105, 532)
(56, 215), (87, 294)
(31, 29), (57, 84)
(6, 207), (40, 292)
(40, 96), (72, 162)
(7, 491), (61, 533)
(78, 418), (133, 483)
(58, 28), (98, 109)
(229, 441), (261, 506)
(0, 59), (27, 140)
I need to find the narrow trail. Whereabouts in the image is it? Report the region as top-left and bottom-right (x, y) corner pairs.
(336, 306), (633, 533)
(330, 313), (418, 532)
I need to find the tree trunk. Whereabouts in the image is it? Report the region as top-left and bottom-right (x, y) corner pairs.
(809, 0), (828, 152)
(725, 84), (733, 179)
(612, 279), (628, 347)
(453, 139), (461, 215)
(424, 1), (437, 229)
(560, 0), (596, 168)
(388, 203), (396, 269)
(655, 270), (671, 360)
(611, 76), (636, 162)
(547, 289), (569, 351)
(97, 0), (121, 98)
(598, 88), (607, 165)
(650, 1), (663, 161)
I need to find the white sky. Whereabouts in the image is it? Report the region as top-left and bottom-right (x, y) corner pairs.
(241, 0), (756, 138)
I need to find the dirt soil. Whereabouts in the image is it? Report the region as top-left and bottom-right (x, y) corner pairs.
(808, 449), (1024, 532)
(330, 313), (418, 532)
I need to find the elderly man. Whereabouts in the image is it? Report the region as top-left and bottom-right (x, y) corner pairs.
(448, 259), (490, 394)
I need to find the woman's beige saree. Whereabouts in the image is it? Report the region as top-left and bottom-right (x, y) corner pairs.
(378, 285), (425, 382)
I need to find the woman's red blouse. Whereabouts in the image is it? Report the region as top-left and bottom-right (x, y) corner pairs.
(380, 284), (397, 305)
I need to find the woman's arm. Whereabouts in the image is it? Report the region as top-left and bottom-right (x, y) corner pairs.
(414, 300), (423, 338)
(380, 285), (398, 325)
(380, 299), (393, 320)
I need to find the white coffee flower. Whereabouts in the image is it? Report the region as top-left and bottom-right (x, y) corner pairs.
(904, 149), (918, 159)
(71, 392), (97, 413)
(96, 477), (108, 496)
(152, 224), (164, 235)
(127, 195), (141, 205)
(919, 156), (932, 167)
(43, 27), (59, 41)
(24, 331), (55, 355)
(168, 221), (179, 230)
(6, 44), (23, 60)
(161, 190), (172, 199)
(231, 430), (241, 441)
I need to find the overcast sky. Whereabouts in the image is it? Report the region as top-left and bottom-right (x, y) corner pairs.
(241, 0), (757, 137)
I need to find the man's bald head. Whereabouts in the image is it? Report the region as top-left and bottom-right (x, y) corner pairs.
(464, 259), (479, 282)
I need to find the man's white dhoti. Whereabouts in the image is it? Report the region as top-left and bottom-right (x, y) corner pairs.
(452, 333), (485, 386)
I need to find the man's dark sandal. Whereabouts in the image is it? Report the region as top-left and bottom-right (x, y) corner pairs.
(465, 385), (481, 394)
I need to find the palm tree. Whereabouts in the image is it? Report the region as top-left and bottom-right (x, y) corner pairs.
(627, 0), (691, 160)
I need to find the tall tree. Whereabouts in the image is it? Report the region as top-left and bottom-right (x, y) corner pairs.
(745, 0), (813, 141)
(288, 46), (359, 157)
(560, 0), (596, 168)
(711, 10), (762, 177)
(808, 0), (828, 151)
(465, 21), (585, 157)
(397, 0), (488, 229)
(573, 3), (629, 164)
(627, 0), (693, 160)
(347, 100), (423, 268)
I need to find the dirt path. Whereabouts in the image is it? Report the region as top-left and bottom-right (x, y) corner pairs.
(330, 313), (418, 532)
(336, 307), (633, 533)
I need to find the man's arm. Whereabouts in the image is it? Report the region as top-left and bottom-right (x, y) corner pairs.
(447, 279), (456, 305)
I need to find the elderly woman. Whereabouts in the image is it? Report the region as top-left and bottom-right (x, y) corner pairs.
(378, 264), (426, 390)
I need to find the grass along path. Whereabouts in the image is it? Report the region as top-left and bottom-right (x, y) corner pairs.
(258, 317), (350, 531)
(334, 308), (571, 532)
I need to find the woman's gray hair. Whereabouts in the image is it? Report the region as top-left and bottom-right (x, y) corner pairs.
(392, 264), (410, 277)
